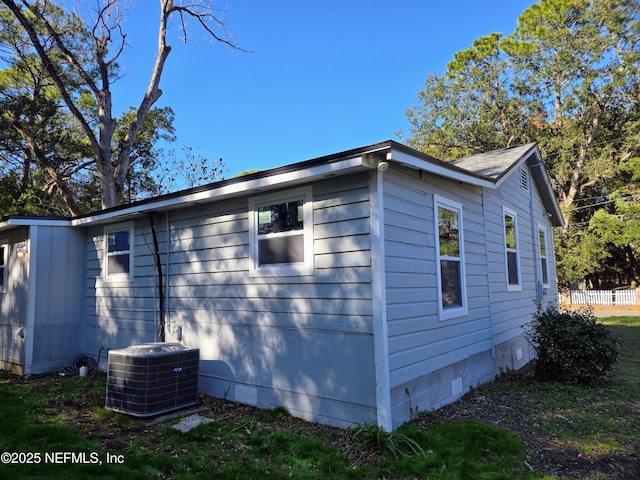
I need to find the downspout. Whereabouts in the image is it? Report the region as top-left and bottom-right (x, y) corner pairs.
(148, 212), (165, 342)
(165, 211), (171, 339)
(527, 165), (542, 311)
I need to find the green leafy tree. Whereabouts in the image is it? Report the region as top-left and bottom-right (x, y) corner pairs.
(1, 0), (241, 213)
(403, 33), (533, 159)
(0, 32), (177, 215)
(402, 0), (640, 286)
(502, 0), (640, 222)
(0, 65), (92, 214)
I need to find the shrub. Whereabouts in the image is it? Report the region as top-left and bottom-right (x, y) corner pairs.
(527, 305), (620, 385)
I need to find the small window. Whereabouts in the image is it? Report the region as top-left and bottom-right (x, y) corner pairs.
(538, 226), (549, 286)
(0, 243), (8, 293)
(435, 196), (467, 318)
(105, 225), (133, 278)
(249, 188), (313, 276)
(503, 208), (521, 290)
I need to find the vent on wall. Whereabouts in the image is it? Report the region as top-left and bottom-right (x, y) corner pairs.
(105, 343), (199, 417)
(520, 167), (529, 191)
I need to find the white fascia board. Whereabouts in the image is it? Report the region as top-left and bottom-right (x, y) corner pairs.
(0, 217), (71, 232)
(527, 149), (565, 228)
(71, 156), (365, 227)
(387, 148), (496, 189)
(492, 146), (564, 228)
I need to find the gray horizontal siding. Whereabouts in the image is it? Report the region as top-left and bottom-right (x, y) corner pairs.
(85, 220), (160, 353)
(482, 164), (557, 348)
(383, 167), (492, 387)
(382, 166), (496, 426)
(84, 172), (377, 427)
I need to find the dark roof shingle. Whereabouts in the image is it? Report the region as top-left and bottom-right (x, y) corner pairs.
(449, 143), (537, 180)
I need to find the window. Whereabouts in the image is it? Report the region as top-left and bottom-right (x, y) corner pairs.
(503, 208), (520, 290)
(105, 225), (133, 278)
(435, 196), (467, 318)
(249, 188), (313, 276)
(538, 226), (549, 286)
(0, 243), (7, 293)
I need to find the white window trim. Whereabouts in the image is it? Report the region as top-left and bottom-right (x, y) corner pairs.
(434, 195), (468, 320)
(503, 207), (521, 291)
(538, 224), (550, 288)
(0, 241), (8, 294)
(104, 222), (134, 280)
(249, 187), (314, 277)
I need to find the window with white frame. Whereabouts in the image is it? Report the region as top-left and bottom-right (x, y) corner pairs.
(105, 224), (133, 278)
(0, 243), (8, 293)
(249, 188), (313, 276)
(435, 196), (467, 317)
(538, 226), (549, 286)
(503, 208), (521, 290)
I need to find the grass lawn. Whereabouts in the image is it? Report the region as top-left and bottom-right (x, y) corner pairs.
(0, 316), (637, 479)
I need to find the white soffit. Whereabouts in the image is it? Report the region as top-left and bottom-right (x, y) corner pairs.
(387, 148), (496, 189)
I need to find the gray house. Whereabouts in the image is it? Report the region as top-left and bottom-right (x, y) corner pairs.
(0, 140), (563, 430)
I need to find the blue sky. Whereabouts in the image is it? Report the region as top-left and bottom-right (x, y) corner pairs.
(112, 0), (535, 178)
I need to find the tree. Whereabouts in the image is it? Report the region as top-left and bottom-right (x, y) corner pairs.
(152, 146), (225, 196)
(502, 0), (640, 225)
(1, 0), (241, 212)
(402, 33), (533, 159)
(0, 31), (178, 215)
(402, 0), (640, 286)
(0, 2), (91, 215)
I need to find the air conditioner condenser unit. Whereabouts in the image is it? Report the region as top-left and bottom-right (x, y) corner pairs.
(105, 343), (199, 417)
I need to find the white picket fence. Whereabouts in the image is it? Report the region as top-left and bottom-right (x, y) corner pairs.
(559, 289), (637, 306)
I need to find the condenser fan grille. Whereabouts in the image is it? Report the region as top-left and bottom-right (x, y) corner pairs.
(105, 343), (199, 417)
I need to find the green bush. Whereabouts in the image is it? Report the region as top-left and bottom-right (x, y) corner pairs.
(527, 305), (620, 385)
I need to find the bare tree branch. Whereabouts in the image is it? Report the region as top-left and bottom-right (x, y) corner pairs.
(2, 0), (246, 211)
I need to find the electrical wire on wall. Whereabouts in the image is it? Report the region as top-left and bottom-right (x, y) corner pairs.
(147, 212), (165, 342)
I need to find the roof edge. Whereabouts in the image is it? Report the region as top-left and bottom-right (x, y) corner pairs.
(387, 141), (498, 188)
(1, 140), (564, 229)
(0, 216), (72, 233)
(491, 143), (539, 186)
(71, 140), (395, 225)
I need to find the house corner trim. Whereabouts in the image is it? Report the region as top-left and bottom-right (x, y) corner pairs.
(370, 169), (392, 431)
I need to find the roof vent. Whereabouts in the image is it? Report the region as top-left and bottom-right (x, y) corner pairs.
(520, 167), (529, 191)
